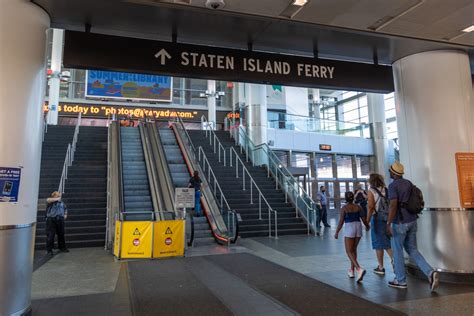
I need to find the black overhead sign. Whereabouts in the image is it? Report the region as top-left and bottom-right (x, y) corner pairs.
(63, 31), (394, 93)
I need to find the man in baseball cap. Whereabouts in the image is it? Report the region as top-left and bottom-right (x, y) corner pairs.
(386, 161), (439, 291)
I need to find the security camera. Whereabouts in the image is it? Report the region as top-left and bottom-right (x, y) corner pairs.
(205, 0), (225, 9)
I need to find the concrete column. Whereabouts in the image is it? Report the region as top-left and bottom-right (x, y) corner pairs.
(367, 93), (390, 180)
(393, 50), (473, 209)
(246, 84), (267, 146)
(207, 80), (216, 130)
(46, 28), (64, 125)
(0, 1), (49, 315)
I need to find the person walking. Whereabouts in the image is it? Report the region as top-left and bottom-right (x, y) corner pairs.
(366, 173), (393, 275)
(316, 186), (330, 236)
(45, 191), (69, 256)
(335, 191), (370, 282)
(188, 170), (203, 217)
(354, 184), (368, 219)
(386, 161), (439, 291)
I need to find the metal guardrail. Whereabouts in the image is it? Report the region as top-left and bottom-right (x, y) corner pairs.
(57, 113), (81, 194)
(201, 115), (227, 166)
(231, 125), (318, 235)
(228, 146), (278, 238)
(175, 117), (238, 243)
(198, 147), (237, 237)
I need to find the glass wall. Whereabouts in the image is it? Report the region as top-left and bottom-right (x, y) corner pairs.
(384, 93), (398, 140)
(315, 154), (334, 179)
(336, 155), (353, 179)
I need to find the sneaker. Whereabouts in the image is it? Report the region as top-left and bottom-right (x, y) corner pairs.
(347, 269), (355, 278)
(430, 271), (440, 292)
(324, 225), (331, 228)
(373, 267), (386, 275)
(388, 280), (407, 289)
(390, 258), (395, 271)
(356, 268), (366, 282)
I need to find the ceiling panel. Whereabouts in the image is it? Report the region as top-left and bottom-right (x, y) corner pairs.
(32, 0), (474, 73)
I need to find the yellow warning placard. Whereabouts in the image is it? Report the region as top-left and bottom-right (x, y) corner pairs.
(121, 221), (153, 259)
(113, 220), (121, 257)
(153, 220), (185, 258)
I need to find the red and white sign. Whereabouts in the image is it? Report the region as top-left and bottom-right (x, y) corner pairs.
(165, 237), (172, 245)
(133, 238), (140, 246)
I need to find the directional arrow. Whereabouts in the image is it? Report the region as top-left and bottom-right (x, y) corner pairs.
(154, 48), (171, 65)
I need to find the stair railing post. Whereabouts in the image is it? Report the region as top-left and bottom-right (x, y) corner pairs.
(259, 194), (262, 220)
(224, 148), (226, 167)
(242, 167), (245, 190)
(268, 207), (271, 237)
(250, 179), (253, 204)
(274, 212), (278, 238)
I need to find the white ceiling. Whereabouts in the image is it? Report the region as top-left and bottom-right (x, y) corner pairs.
(184, 0), (474, 46)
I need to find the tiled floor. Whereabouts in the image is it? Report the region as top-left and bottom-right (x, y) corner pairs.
(30, 211), (474, 316)
(240, 212), (474, 316)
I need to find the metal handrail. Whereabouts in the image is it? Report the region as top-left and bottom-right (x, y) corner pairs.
(57, 113), (81, 194)
(228, 146), (278, 238)
(231, 125), (317, 235)
(198, 147), (232, 212)
(198, 147), (238, 239)
(42, 115), (48, 142)
(201, 115), (227, 166)
(174, 117), (239, 243)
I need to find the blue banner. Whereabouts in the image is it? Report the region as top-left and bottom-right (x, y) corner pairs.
(0, 167), (21, 203)
(86, 70), (172, 102)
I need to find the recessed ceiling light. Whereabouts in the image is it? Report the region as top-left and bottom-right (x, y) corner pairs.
(461, 25), (474, 33)
(292, 0), (308, 6)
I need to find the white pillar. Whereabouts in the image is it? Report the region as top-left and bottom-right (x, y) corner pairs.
(247, 84), (268, 146)
(0, 1), (49, 315)
(393, 50), (474, 209)
(46, 28), (64, 125)
(368, 93), (390, 180)
(207, 80), (216, 130)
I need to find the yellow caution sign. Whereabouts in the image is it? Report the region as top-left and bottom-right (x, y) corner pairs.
(153, 220), (185, 258)
(113, 220), (121, 257)
(121, 221), (153, 259)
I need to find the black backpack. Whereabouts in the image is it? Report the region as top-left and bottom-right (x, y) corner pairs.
(400, 183), (424, 215)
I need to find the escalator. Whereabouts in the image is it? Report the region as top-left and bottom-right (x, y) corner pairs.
(120, 127), (154, 220)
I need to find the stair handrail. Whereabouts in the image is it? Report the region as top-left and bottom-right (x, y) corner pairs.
(57, 113), (82, 194)
(228, 146), (278, 238)
(197, 146), (238, 241)
(42, 115), (48, 142)
(201, 115), (227, 166)
(231, 125), (317, 235)
(174, 117), (239, 243)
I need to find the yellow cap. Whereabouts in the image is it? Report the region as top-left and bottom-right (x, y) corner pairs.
(390, 161), (404, 176)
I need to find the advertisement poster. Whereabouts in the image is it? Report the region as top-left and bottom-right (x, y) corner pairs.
(86, 70), (172, 102)
(0, 167), (21, 203)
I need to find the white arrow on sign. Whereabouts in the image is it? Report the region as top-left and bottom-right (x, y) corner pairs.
(154, 48), (171, 65)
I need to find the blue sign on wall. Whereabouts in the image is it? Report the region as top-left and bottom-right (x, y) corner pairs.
(0, 167), (21, 203)
(85, 70), (173, 102)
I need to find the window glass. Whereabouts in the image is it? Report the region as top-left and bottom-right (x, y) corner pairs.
(273, 150), (289, 168)
(356, 156), (370, 179)
(292, 152), (310, 168)
(336, 155), (353, 178)
(316, 154), (333, 178)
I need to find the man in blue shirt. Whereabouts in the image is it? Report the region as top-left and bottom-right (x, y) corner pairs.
(315, 186), (331, 235)
(386, 162), (439, 291)
(46, 191), (69, 256)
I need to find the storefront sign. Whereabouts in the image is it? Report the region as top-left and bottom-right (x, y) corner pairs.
(455, 153), (474, 209)
(64, 31), (394, 93)
(43, 102), (230, 122)
(86, 70), (172, 102)
(0, 167), (21, 203)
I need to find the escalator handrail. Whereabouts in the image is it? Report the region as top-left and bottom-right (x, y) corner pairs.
(139, 123), (162, 220)
(173, 117), (239, 243)
(149, 122), (175, 213)
(116, 122), (125, 213)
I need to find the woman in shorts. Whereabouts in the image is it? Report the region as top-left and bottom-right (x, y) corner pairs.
(335, 191), (370, 282)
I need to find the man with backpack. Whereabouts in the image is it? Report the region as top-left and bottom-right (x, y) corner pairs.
(386, 162), (439, 291)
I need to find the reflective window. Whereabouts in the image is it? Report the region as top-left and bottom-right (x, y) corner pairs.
(316, 154), (333, 178)
(356, 156), (371, 179)
(292, 152), (310, 168)
(336, 155), (354, 178)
